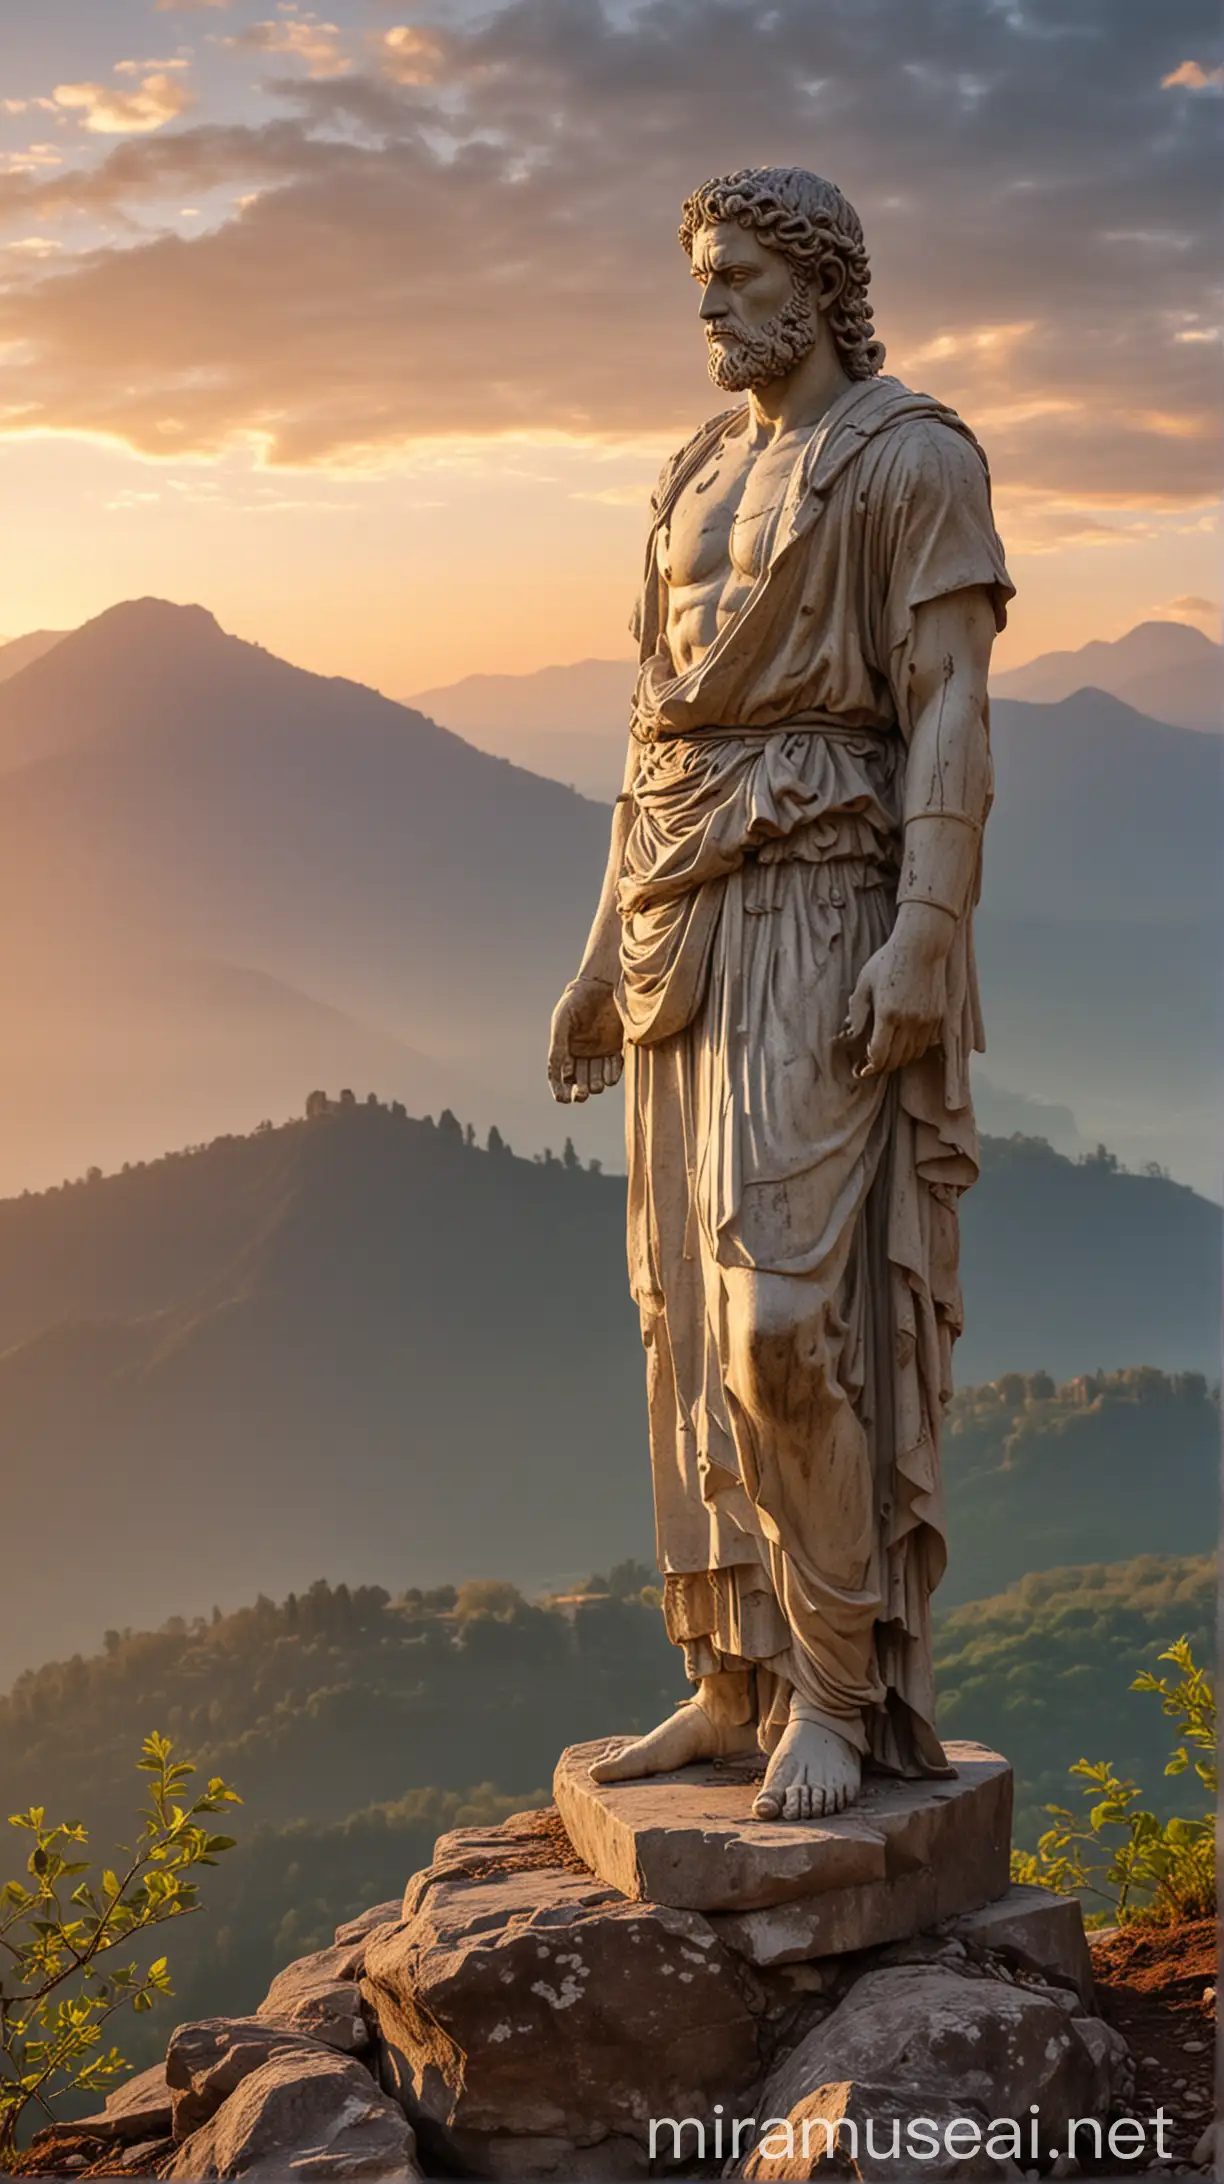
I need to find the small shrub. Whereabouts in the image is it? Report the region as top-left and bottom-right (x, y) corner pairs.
(1012, 1637), (1215, 1926)
(0, 1734), (240, 2164)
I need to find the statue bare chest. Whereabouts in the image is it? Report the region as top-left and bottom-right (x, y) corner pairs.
(659, 428), (817, 669)
(661, 434), (808, 590)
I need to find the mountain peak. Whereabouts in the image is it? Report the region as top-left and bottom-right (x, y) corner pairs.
(0, 599), (265, 777)
(68, 597), (227, 662)
(88, 597), (223, 638)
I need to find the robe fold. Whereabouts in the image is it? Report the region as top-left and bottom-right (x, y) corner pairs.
(617, 374), (1014, 1776)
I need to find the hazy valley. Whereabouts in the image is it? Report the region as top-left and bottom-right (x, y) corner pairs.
(0, 601), (1219, 1195)
(0, 1097), (1216, 1684)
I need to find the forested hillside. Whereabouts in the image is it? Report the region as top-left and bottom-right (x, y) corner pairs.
(0, 1554), (1210, 2063)
(0, 1101), (1216, 1680)
(939, 1363), (1217, 1605)
(935, 1554), (1215, 1841)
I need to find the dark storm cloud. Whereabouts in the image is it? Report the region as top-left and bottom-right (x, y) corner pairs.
(0, 0), (1218, 514)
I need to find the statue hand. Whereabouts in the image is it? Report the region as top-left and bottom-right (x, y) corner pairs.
(548, 976), (625, 1104)
(842, 906), (952, 1077)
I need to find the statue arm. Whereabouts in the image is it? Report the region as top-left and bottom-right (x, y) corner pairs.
(574, 734), (641, 986)
(845, 584), (997, 1078)
(896, 583), (996, 926)
(547, 737), (638, 1103)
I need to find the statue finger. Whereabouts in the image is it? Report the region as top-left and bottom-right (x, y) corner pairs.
(842, 977), (872, 1042)
(607, 1053), (624, 1085)
(860, 1024), (895, 1078)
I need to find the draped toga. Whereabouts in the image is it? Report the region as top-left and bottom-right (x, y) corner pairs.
(617, 374), (1014, 1777)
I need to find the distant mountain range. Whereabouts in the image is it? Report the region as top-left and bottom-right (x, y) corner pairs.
(0, 1101), (1216, 1684)
(991, 618), (1221, 732)
(406, 658), (637, 798)
(405, 618), (1220, 799)
(0, 599), (1217, 1194)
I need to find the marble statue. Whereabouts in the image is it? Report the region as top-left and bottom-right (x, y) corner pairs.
(548, 167), (1013, 1823)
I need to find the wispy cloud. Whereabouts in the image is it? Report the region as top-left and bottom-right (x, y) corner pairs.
(1, 144), (62, 176)
(114, 58), (191, 78)
(227, 15), (351, 79)
(1150, 593), (1219, 629)
(53, 70), (195, 136)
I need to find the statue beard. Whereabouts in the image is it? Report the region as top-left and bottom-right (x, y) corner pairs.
(705, 279), (818, 392)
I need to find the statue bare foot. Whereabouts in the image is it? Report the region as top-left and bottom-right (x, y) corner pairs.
(589, 1698), (758, 1784)
(752, 1706), (862, 1820)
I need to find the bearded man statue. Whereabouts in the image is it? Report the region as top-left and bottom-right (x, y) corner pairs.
(549, 167), (1014, 1823)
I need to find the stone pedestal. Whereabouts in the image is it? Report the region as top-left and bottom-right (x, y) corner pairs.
(93, 1759), (1118, 2184)
(553, 1738), (1012, 1958)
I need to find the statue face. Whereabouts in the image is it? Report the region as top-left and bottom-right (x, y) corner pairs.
(689, 219), (817, 392)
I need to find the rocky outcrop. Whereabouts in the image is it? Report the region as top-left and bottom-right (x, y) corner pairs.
(361, 1809), (767, 2177)
(21, 1786), (1138, 2183)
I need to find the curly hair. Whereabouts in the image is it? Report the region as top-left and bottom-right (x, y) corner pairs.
(678, 166), (885, 381)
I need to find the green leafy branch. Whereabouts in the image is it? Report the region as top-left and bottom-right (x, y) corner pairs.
(0, 1733), (240, 2165)
(1012, 1638), (1215, 1927)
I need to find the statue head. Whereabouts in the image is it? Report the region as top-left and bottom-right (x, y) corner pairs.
(678, 166), (885, 393)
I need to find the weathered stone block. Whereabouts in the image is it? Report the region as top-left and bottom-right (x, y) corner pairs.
(555, 1739), (1011, 1933)
(948, 1882), (1096, 2007)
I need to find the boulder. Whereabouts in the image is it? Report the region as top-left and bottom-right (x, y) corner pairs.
(759, 1965), (1119, 2140)
(362, 1808), (765, 2175)
(555, 1741), (1011, 1935)
(736, 2082), (1016, 2179)
(165, 2045), (420, 2179)
(29, 2062), (172, 2147)
(259, 1942), (369, 2051)
(165, 2017), (328, 2139)
(948, 1884), (1096, 2008)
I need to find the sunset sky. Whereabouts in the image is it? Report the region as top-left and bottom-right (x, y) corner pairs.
(1, 0), (1219, 693)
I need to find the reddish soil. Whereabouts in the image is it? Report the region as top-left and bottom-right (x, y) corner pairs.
(1090, 1917), (1217, 2170)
